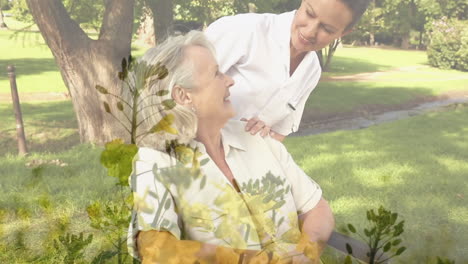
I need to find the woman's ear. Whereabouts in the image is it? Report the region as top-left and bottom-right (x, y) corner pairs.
(172, 86), (192, 106)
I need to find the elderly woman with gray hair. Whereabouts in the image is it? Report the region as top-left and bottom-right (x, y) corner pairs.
(128, 31), (334, 263)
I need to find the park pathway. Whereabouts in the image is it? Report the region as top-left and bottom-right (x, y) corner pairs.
(292, 66), (468, 136)
(320, 65), (468, 82)
(293, 93), (468, 137)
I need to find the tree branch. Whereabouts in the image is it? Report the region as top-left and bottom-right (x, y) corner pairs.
(26, 0), (89, 53)
(99, 0), (135, 45)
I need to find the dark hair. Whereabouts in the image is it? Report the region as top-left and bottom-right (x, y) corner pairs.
(340, 0), (372, 30)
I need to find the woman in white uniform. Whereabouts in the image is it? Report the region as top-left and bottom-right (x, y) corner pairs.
(128, 31), (334, 263)
(205, 0), (371, 141)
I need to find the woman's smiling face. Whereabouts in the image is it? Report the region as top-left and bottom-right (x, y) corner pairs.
(291, 0), (353, 54)
(185, 45), (235, 124)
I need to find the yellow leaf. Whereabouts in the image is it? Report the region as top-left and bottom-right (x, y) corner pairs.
(175, 145), (195, 165)
(150, 114), (178, 135)
(303, 241), (320, 261)
(295, 232), (310, 253)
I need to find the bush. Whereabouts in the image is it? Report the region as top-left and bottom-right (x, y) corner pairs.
(427, 18), (468, 71)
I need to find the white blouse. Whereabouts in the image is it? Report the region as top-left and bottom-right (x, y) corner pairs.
(205, 11), (322, 135)
(128, 120), (322, 258)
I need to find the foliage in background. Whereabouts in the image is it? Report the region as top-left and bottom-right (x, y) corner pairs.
(11, 0), (105, 31)
(418, 0), (468, 21)
(10, 0), (34, 24)
(9, 0), (466, 51)
(174, 0), (236, 26)
(172, 0), (301, 36)
(426, 17), (468, 71)
(245, 0), (300, 13)
(343, 0), (466, 48)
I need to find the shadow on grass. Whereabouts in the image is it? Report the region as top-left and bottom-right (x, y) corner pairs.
(0, 58), (59, 80)
(304, 81), (436, 120)
(326, 57), (394, 75)
(0, 101), (79, 156)
(285, 106), (468, 262)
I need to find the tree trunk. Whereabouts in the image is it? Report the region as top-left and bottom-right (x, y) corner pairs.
(401, 33), (410, 49)
(369, 32), (375, 46)
(418, 30), (423, 50)
(324, 39), (340, 71)
(369, 0), (375, 46)
(27, 0), (134, 144)
(146, 0), (173, 44)
(0, 7), (8, 29)
(317, 39), (340, 72)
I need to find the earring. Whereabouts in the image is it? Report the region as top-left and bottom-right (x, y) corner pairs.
(191, 105), (197, 114)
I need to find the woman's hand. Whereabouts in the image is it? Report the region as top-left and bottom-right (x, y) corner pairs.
(269, 130), (286, 142)
(241, 117), (271, 137)
(241, 117), (286, 142)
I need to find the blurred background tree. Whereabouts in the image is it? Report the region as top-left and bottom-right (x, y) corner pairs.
(11, 0), (466, 50)
(7, 0), (467, 143)
(344, 0), (467, 49)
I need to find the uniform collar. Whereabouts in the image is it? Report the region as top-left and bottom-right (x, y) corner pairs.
(272, 10), (296, 50)
(190, 120), (247, 158)
(221, 120), (247, 156)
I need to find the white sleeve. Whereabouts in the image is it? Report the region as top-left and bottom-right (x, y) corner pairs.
(204, 15), (256, 73)
(265, 137), (322, 215)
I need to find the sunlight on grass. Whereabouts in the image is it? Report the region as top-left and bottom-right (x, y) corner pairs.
(307, 79), (468, 114)
(328, 46), (428, 75)
(448, 207), (468, 225)
(0, 29), (65, 94)
(331, 197), (380, 216)
(284, 105), (468, 262)
(0, 22), (148, 95)
(352, 163), (412, 188)
(3, 17), (38, 30)
(436, 156), (468, 174)
(0, 143), (120, 263)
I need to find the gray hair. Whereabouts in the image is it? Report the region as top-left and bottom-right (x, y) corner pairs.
(130, 30), (215, 149)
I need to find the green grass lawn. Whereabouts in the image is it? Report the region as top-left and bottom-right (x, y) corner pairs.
(0, 101), (79, 155)
(0, 144), (121, 263)
(0, 29), (65, 93)
(325, 46), (428, 76)
(0, 100), (127, 263)
(307, 79), (468, 114)
(285, 104), (468, 263)
(1, 100), (467, 263)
